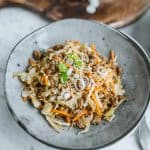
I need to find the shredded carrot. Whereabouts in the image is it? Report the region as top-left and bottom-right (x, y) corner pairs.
(51, 109), (72, 118)
(94, 87), (105, 95)
(64, 62), (72, 68)
(53, 56), (60, 61)
(40, 75), (50, 86)
(110, 50), (115, 61)
(90, 44), (101, 64)
(85, 86), (91, 91)
(84, 72), (92, 77)
(94, 86), (101, 91)
(90, 44), (96, 51)
(91, 93), (102, 117)
(86, 73), (98, 81)
(73, 109), (88, 122)
(93, 55), (100, 64)
(66, 116), (71, 123)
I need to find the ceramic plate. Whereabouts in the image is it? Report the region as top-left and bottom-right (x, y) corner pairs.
(5, 19), (150, 149)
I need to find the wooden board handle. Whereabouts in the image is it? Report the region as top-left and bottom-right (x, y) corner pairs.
(0, 0), (54, 12)
(0, 0), (149, 28)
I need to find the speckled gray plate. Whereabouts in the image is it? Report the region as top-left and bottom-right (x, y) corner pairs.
(5, 19), (150, 150)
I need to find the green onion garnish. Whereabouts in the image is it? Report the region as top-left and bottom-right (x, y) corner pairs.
(60, 72), (68, 83)
(58, 62), (68, 83)
(68, 53), (82, 68)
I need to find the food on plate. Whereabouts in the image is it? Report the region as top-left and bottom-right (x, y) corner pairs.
(14, 40), (125, 134)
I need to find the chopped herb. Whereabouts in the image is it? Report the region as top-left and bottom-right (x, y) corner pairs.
(60, 72), (68, 83)
(58, 63), (68, 83)
(58, 62), (68, 73)
(68, 53), (82, 68)
(68, 53), (77, 60)
(75, 59), (82, 68)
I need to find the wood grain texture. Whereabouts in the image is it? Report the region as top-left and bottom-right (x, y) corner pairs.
(0, 0), (149, 28)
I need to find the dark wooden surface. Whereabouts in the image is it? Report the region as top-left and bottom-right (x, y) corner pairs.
(0, 0), (149, 28)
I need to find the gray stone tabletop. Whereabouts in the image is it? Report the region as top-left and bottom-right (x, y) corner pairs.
(0, 7), (149, 150)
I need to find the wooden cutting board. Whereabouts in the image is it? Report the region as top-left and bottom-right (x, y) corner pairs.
(0, 0), (149, 28)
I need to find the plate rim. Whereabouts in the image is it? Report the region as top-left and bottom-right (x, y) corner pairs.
(4, 18), (150, 150)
